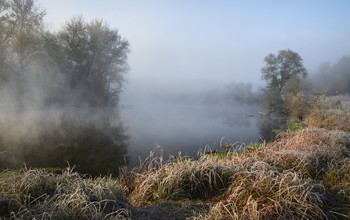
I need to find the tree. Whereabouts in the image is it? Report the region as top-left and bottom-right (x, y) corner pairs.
(0, 0), (45, 92)
(57, 16), (129, 106)
(261, 49), (308, 113)
(312, 55), (350, 95)
(224, 82), (257, 103)
(0, 0), (11, 82)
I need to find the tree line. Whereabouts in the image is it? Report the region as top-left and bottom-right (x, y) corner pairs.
(260, 49), (350, 120)
(0, 0), (129, 108)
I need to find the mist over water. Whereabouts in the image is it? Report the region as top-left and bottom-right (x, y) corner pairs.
(121, 88), (283, 168)
(0, 102), (129, 176)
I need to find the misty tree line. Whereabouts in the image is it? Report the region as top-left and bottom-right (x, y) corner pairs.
(0, 0), (129, 108)
(311, 55), (350, 95)
(223, 48), (350, 119)
(260, 49), (350, 119)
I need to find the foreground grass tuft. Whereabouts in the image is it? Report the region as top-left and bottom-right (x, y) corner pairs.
(0, 168), (129, 219)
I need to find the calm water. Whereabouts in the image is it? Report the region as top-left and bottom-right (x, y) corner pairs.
(0, 101), (283, 176)
(121, 100), (283, 168)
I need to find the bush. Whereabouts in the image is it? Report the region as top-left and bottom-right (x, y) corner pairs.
(307, 94), (350, 132)
(286, 117), (307, 131)
(284, 92), (310, 120)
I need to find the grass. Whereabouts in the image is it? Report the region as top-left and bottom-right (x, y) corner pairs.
(286, 117), (307, 131)
(306, 94), (350, 132)
(121, 128), (350, 219)
(0, 167), (129, 219)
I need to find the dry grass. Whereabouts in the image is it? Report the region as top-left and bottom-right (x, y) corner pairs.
(130, 154), (233, 206)
(1, 128), (349, 219)
(306, 94), (350, 132)
(124, 128), (350, 219)
(0, 167), (129, 219)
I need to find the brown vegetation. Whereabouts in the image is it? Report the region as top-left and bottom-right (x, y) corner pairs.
(306, 94), (350, 132)
(122, 128), (350, 219)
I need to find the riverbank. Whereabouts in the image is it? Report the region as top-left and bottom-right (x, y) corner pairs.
(1, 96), (350, 219)
(1, 127), (349, 219)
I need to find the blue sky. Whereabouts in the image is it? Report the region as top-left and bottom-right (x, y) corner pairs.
(38, 0), (350, 96)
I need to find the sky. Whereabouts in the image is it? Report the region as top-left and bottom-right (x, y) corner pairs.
(37, 0), (350, 100)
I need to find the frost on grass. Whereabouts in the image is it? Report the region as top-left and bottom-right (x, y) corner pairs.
(0, 168), (129, 219)
(128, 128), (350, 219)
(1, 128), (349, 219)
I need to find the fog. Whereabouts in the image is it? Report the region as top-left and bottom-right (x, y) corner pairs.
(311, 55), (350, 95)
(0, 68), (129, 176)
(1, 0), (349, 174)
(39, 1), (350, 91)
(0, 3), (129, 176)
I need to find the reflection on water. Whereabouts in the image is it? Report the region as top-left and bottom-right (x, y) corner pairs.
(258, 116), (286, 142)
(122, 101), (283, 168)
(0, 108), (129, 177)
(223, 112), (254, 127)
(0, 102), (285, 176)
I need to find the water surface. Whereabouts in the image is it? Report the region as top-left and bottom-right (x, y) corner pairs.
(121, 100), (282, 168)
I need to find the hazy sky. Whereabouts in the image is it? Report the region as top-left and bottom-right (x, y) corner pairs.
(37, 0), (350, 99)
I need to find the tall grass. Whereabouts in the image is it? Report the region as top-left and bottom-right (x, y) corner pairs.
(2, 128), (349, 219)
(124, 128), (350, 219)
(0, 167), (129, 219)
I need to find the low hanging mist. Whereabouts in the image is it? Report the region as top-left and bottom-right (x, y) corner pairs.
(311, 55), (350, 95)
(0, 1), (129, 176)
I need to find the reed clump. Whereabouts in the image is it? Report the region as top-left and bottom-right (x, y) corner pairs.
(0, 168), (129, 219)
(130, 155), (234, 206)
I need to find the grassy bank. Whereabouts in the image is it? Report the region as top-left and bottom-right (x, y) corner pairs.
(1, 95), (350, 219)
(124, 128), (350, 219)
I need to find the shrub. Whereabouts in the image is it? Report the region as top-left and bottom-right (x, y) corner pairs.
(307, 94), (350, 132)
(284, 92), (310, 120)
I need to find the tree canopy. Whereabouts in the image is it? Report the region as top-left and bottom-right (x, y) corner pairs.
(261, 49), (308, 113)
(0, 0), (45, 88)
(0, 0), (130, 175)
(262, 49), (307, 93)
(0, 0), (129, 108)
(58, 16), (129, 106)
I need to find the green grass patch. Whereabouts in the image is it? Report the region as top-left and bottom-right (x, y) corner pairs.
(244, 143), (260, 155)
(286, 117), (307, 131)
(206, 150), (233, 159)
